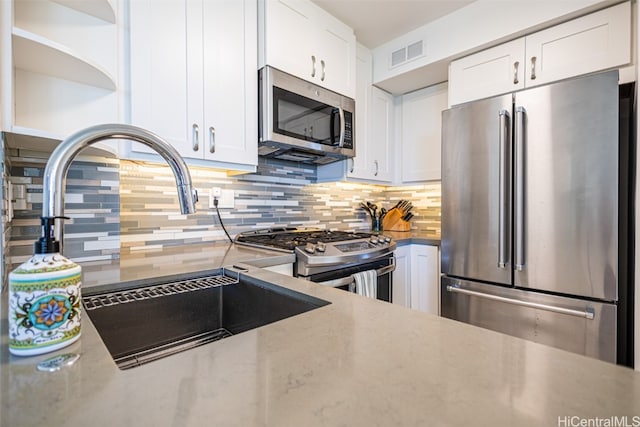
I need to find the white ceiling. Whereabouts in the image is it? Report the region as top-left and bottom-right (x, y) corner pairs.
(311, 0), (475, 49)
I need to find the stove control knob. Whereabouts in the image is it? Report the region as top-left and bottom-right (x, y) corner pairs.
(381, 235), (391, 243)
(369, 237), (379, 244)
(304, 243), (316, 254)
(316, 243), (326, 252)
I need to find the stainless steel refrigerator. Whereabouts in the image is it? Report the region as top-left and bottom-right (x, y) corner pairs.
(440, 70), (634, 366)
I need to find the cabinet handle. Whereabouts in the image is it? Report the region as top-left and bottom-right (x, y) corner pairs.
(530, 56), (537, 80)
(320, 59), (325, 81)
(374, 160), (379, 177)
(311, 55), (316, 78)
(209, 127), (216, 153)
(513, 61), (519, 84)
(349, 158), (354, 173)
(192, 123), (199, 151)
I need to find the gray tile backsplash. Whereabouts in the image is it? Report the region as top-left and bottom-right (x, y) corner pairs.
(6, 148), (120, 267)
(4, 151), (440, 267)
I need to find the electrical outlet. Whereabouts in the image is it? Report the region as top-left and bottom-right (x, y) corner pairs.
(208, 188), (235, 209)
(218, 189), (235, 209)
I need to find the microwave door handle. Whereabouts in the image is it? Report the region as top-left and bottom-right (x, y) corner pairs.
(337, 106), (345, 147)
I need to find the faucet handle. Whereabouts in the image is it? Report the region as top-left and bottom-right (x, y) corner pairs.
(192, 189), (199, 204)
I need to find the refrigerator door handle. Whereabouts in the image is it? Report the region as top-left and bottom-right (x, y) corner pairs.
(514, 106), (526, 271)
(445, 285), (595, 319)
(498, 109), (510, 269)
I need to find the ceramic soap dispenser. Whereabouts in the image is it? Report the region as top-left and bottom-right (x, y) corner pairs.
(8, 217), (82, 356)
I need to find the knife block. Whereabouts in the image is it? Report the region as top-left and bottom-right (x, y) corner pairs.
(382, 208), (411, 232)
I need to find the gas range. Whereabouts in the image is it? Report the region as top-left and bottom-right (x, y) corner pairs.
(234, 227), (396, 277)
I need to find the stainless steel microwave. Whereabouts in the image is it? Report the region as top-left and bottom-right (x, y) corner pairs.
(258, 66), (355, 165)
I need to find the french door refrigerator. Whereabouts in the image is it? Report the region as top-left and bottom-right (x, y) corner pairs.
(440, 70), (634, 366)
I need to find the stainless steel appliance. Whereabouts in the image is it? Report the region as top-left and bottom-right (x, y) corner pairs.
(235, 228), (396, 301)
(440, 70), (634, 366)
(258, 66), (355, 164)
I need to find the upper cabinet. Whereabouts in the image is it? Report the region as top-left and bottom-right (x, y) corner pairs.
(523, 2), (630, 87)
(128, 0), (257, 172)
(259, 0), (356, 98)
(1, 0), (121, 141)
(448, 39), (525, 107)
(449, 2), (631, 106)
(400, 83), (448, 182)
(347, 45), (393, 183)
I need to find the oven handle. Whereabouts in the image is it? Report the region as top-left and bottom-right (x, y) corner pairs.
(313, 257), (396, 288)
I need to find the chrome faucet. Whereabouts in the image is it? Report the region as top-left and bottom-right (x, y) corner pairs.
(42, 124), (197, 254)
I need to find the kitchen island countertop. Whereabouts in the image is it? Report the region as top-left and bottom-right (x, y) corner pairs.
(2, 241), (639, 426)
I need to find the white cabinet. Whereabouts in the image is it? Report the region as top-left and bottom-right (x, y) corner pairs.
(129, 0), (257, 171)
(259, 0), (356, 97)
(449, 39), (525, 107)
(1, 0), (120, 141)
(524, 2), (630, 88)
(400, 83), (448, 182)
(392, 244), (439, 315)
(347, 45), (393, 183)
(392, 245), (411, 307)
(449, 2), (631, 106)
(409, 245), (439, 314)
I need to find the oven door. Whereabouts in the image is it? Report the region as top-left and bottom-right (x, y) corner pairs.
(302, 256), (395, 303)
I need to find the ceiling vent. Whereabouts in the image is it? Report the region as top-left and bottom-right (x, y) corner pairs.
(390, 40), (425, 69)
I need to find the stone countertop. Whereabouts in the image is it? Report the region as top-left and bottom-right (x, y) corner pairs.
(3, 242), (640, 426)
(80, 242), (296, 290)
(384, 230), (441, 246)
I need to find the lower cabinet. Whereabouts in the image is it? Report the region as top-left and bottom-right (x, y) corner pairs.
(392, 245), (411, 307)
(392, 244), (439, 314)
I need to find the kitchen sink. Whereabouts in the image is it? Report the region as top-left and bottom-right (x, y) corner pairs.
(82, 268), (330, 369)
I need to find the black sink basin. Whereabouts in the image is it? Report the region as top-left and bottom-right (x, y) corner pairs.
(83, 269), (330, 369)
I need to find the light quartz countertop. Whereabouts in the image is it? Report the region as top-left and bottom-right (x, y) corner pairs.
(3, 236), (640, 427)
(385, 230), (440, 246)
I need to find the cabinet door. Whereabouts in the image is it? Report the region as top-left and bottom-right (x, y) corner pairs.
(410, 245), (439, 315)
(401, 83), (448, 182)
(348, 45), (392, 183)
(200, 0), (257, 165)
(129, 0), (190, 155)
(263, 0), (314, 84)
(392, 245), (411, 307)
(347, 46), (371, 180)
(315, 14), (356, 97)
(368, 87), (393, 182)
(262, 0), (355, 96)
(449, 38), (525, 106)
(524, 1), (630, 88)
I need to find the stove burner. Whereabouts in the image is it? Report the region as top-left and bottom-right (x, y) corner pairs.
(235, 228), (374, 252)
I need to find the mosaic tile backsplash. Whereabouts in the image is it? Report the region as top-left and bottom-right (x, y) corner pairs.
(5, 150), (441, 266)
(6, 148), (120, 267)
